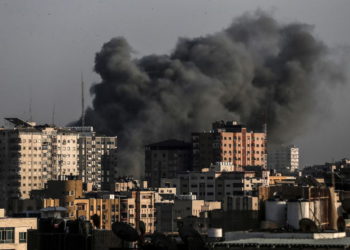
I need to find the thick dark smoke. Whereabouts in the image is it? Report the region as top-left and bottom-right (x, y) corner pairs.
(77, 12), (345, 176)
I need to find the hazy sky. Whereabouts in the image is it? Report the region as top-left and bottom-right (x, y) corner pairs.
(0, 0), (349, 167)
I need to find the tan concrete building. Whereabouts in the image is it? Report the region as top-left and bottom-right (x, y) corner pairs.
(73, 196), (122, 229)
(131, 190), (155, 234)
(192, 121), (267, 170)
(8, 178), (82, 216)
(173, 195), (221, 218)
(155, 195), (221, 233)
(161, 164), (269, 201)
(269, 175), (297, 185)
(38, 188), (156, 234)
(0, 209), (37, 250)
(43, 178), (83, 217)
(155, 187), (176, 202)
(71, 192), (155, 233)
(113, 177), (147, 192)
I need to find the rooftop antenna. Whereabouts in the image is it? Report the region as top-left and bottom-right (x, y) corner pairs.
(51, 103), (56, 126)
(81, 72), (85, 127)
(29, 96), (33, 122)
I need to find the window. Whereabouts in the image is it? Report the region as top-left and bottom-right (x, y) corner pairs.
(0, 227), (14, 243)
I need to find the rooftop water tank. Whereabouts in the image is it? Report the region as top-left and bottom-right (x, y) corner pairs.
(265, 200), (287, 226)
(287, 200), (311, 230)
(208, 228), (223, 238)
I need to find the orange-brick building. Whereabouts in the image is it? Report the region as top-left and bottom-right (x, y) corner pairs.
(192, 121), (267, 170)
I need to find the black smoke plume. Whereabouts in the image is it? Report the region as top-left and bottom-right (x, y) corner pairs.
(77, 12), (345, 176)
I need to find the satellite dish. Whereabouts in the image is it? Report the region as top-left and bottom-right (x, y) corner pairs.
(299, 218), (318, 233)
(112, 222), (139, 242)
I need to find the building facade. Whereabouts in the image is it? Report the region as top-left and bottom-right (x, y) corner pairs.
(131, 190), (156, 234)
(268, 145), (299, 173)
(0, 119), (79, 207)
(161, 165), (269, 201)
(0, 119), (118, 208)
(145, 139), (192, 187)
(192, 121), (267, 170)
(69, 126), (118, 191)
(0, 209), (37, 250)
(224, 196), (259, 211)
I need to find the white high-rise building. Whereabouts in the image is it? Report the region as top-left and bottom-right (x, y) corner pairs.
(268, 145), (299, 173)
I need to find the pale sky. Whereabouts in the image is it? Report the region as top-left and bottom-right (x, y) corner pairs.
(0, 0), (350, 167)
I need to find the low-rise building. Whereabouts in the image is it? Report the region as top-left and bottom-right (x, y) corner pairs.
(224, 196), (259, 211)
(173, 194), (221, 218)
(161, 164), (269, 201)
(269, 175), (297, 185)
(0, 209), (37, 250)
(131, 190), (156, 234)
(113, 177), (148, 192)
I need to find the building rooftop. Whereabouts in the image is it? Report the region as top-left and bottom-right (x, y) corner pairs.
(146, 139), (191, 149)
(213, 237), (350, 248)
(211, 120), (265, 133)
(216, 232), (349, 248)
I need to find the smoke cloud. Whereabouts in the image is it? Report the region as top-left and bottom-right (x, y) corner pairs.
(77, 11), (345, 176)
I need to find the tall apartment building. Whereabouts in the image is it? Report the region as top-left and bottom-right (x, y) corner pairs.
(268, 145), (299, 173)
(0, 118), (117, 208)
(145, 139), (192, 187)
(0, 119), (79, 207)
(69, 127), (118, 191)
(192, 121), (267, 170)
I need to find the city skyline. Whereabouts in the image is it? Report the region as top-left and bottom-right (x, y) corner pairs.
(0, 1), (350, 168)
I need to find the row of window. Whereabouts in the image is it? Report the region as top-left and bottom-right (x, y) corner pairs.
(0, 228), (26, 244)
(219, 136), (264, 141)
(222, 157), (263, 161)
(222, 150), (264, 154)
(20, 139), (76, 143)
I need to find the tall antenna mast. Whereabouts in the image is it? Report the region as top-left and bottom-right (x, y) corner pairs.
(81, 72), (85, 127)
(29, 96), (32, 122)
(29, 85), (33, 122)
(52, 103), (56, 126)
